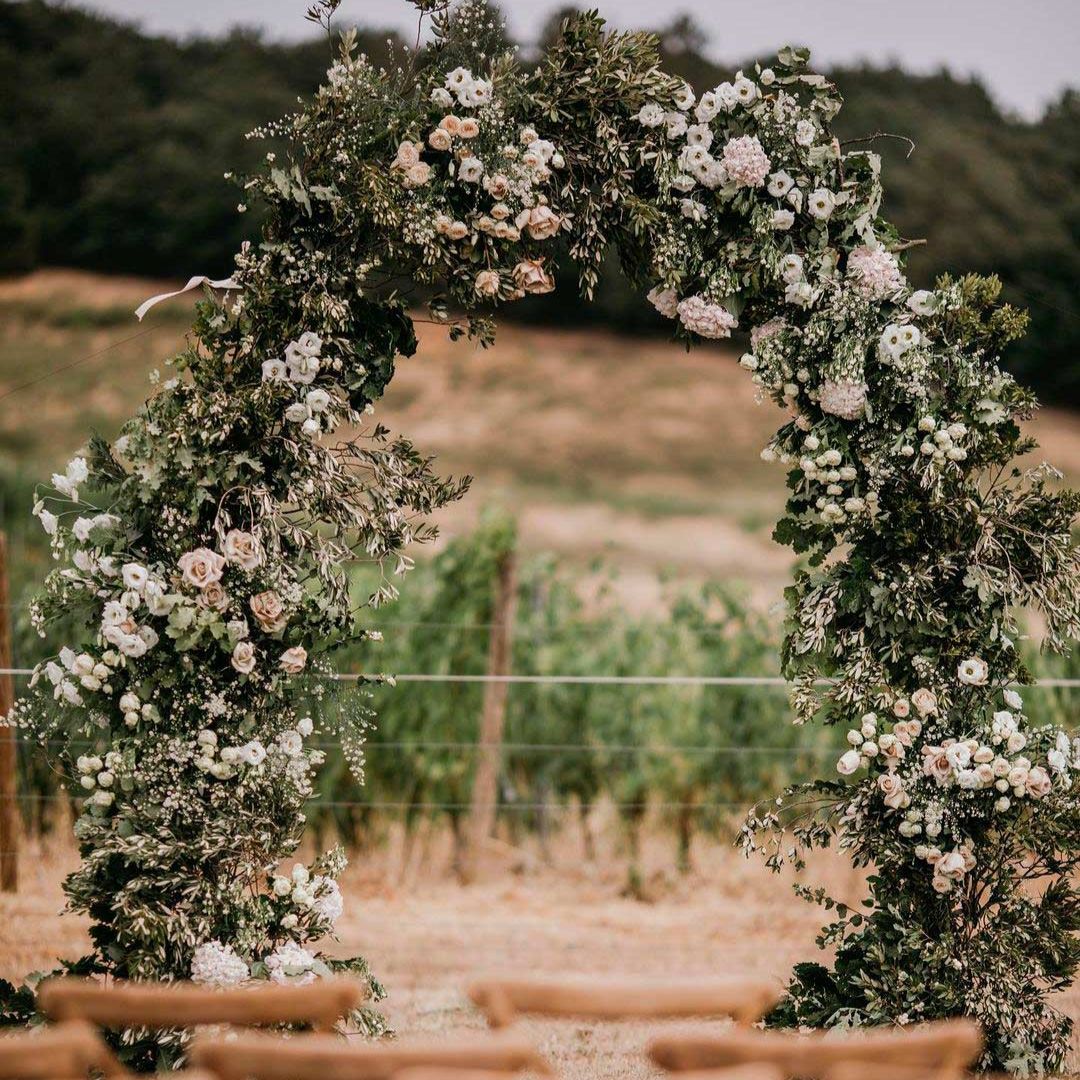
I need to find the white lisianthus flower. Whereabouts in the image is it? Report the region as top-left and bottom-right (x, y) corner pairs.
(1003, 688), (1023, 710)
(144, 581), (175, 617)
(636, 102), (665, 128)
(807, 188), (836, 219)
(680, 199), (706, 222)
(780, 254), (804, 283)
(297, 716), (314, 737)
(673, 83), (695, 110)
(771, 209), (795, 231)
(694, 92), (719, 122)
(430, 86), (453, 108)
(261, 359), (288, 382)
(444, 66), (473, 92)
(733, 75), (758, 105)
(785, 281), (813, 308)
(241, 740), (266, 767)
(73, 517), (94, 543)
(665, 111), (688, 138)
(285, 402), (309, 423)
(907, 289), (939, 316)
(191, 941), (249, 986)
(285, 348), (320, 385)
(685, 124), (713, 150)
(305, 388), (331, 414)
(795, 119), (817, 146)
(121, 563), (149, 592)
(33, 502), (58, 535)
(767, 171), (795, 198)
(279, 730), (303, 757)
(457, 156), (484, 183)
(958, 657), (989, 686)
(311, 875), (344, 923)
(716, 82), (739, 111)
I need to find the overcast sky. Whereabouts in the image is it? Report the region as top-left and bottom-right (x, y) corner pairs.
(65, 0), (1078, 119)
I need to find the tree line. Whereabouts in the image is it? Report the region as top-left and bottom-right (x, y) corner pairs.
(2, 0), (1078, 402)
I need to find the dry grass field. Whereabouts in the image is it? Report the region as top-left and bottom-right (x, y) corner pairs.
(5, 825), (1080, 1076)
(0, 827), (854, 1077)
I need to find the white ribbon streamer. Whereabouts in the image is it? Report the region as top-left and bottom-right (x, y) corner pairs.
(135, 275), (240, 321)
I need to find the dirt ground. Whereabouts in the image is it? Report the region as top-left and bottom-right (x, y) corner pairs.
(4, 827), (1080, 1077)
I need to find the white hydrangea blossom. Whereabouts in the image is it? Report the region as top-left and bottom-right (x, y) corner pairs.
(191, 941), (250, 986)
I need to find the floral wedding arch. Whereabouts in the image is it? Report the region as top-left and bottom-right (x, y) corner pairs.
(7, 0), (1080, 1071)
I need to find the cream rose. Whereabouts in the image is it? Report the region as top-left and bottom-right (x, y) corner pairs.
(877, 772), (907, 809)
(922, 744), (953, 785)
(911, 688), (938, 717)
(512, 259), (554, 295)
(223, 529), (262, 571)
(474, 270), (501, 297)
(231, 641), (257, 674)
(1026, 766), (1052, 798)
(405, 162), (431, 187)
(516, 205), (561, 240)
(279, 646), (308, 675)
(392, 140), (421, 168)
(935, 850), (968, 882)
(199, 581), (230, 612)
(483, 174), (510, 199)
(427, 128), (452, 151)
(178, 548), (226, 589)
(250, 590), (287, 633)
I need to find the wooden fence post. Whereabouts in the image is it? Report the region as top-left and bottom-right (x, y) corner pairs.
(461, 550), (517, 884)
(0, 532), (17, 891)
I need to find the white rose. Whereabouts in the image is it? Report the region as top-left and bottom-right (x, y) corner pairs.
(836, 749), (862, 775)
